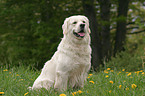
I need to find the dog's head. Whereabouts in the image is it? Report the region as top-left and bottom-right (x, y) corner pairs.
(62, 15), (91, 40)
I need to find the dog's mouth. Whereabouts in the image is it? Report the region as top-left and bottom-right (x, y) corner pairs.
(73, 30), (85, 38)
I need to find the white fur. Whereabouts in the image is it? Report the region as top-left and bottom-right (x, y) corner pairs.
(32, 15), (92, 91)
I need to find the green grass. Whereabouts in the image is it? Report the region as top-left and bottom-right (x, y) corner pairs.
(0, 66), (145, 96)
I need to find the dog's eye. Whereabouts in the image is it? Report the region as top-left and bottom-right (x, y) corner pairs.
(82, 21), (85, 23)
(73, 21), (77, 24)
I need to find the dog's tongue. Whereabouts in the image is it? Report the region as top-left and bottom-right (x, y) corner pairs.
(78, 33), (85, 36)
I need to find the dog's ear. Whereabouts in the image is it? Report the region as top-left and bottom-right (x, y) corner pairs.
(62, 18), (69, 35)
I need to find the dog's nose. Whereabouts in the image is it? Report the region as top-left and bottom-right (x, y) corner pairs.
(80, 24), (85, 28)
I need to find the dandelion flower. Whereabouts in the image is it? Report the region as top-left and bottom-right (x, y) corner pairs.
(77, 90), (82, 94)
(122, 69), (125, 71)
(3, 69), (8, 71)
(131, 84), (137, 89)
(119, 85), (122, 88)
(89, 74), (93, 76)
(142, 72), (144, 75)
(89, 81), (94, 84)
(88, 76), (90, 78)
(105, 75), (109, 78)
(107, 68), (111, 70)
(104, 70), (109, 74)
(16, 74), (20, 76)
(109, 90), (112, 93)
(110, 70), (114, 72)
(72, 92), (77, 96)
(127, 72), (131, 76)
(109, 81), (113, 84)
(0, 92), (4, 94)
(59, 94), (66, 96)
(126, 87), (129, 90)
(24, 92), (29, 96)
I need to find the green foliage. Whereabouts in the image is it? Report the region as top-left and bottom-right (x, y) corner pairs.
(106, 34), (145, 71)
(0, 66), (144, 95)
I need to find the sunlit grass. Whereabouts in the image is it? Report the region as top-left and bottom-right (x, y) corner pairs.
(0, 66), (145, 96)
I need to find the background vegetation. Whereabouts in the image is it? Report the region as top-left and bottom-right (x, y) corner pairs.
(0, 0), (145, 71)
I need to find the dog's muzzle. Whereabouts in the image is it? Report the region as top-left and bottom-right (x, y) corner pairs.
(73, 24), (86, 38)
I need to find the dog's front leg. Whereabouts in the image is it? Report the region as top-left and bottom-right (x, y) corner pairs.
(54, 71), (68, 91)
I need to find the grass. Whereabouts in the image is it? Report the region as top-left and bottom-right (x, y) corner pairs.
(0, 66), (145, 96)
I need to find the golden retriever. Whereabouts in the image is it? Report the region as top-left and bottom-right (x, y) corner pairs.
(31, 15), (91, 91)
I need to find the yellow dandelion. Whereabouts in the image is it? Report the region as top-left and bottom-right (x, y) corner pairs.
(104, 70), (109, 74)
(0, 92), (4, 94)
(131, 84), (137, 89)
(16, 74), (20, 76)
(24, 92), (29, 96)
(107, 68), (111, 70)
(105, 75), (109, 78)
(127, 72), (131, 76)
(88, 76), (90, 78)
(72, 92), (77, 96)
(9, 72), (11, 74)
(142, 72), (144, 75)
(109, 81), (113, 84)
(122, 69), (125, 71)
(110, 70), (114, 72)
(130, 77), (133, 78)
(109, 90), (112, 93)
(3, 69), (8, 71)
(89, 74), (93, 76)
(126, 87), (129, 90)
(89, 81), (94, 84)
(59, 94), (66, 96)
(119, 85), (122, 88)
(123, 80), (126, 82)
(139, 70), (143, 72)
(77, 90), (82, 94)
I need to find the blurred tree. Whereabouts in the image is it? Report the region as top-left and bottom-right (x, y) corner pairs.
(114, 0), (130, 55)
(99, 0), (111, 60)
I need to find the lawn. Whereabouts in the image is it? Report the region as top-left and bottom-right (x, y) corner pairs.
(0, 66), (145, 96)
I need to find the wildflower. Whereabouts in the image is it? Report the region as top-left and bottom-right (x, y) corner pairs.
(123, 80), (126, 82)
(107, 68), (111, 70)
(131, 84), (137, 89)
(105, 75), (109, 78)
(109, 81), (113, 84)
(127, 72), (131, 76)
(142, 72), (144, 75)
(126, 87), (129, 90)
(89, 81), (94, 84)
(117, 72), (121, 75)
(77, 90), (82, 94)
(72, 92), (77, 96)
(109, 90), (112, 93)
(0, 92), (4, 94)
(110, 70), (114, 72)
(122, 69), (125, 71)
(119, 85), (122, 89)
(24, 92), (29, 96)
(9, 72), (11, 74)
(59, 94), (66, 96)
(89, 74), (93, 76)
(3, 69), (8, 71)
(88, 76), (90, 78)
(130, 77), (133, 78)
(16, 74), (19, 76)
(104, 70), (109, 74)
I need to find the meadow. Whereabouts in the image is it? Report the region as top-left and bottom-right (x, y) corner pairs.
(0, 66), (144, 96)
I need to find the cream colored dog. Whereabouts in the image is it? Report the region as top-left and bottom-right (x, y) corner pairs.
(31, 15), (91, 91)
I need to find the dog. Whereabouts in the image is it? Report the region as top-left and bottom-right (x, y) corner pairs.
(31, 15), (92, 91)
